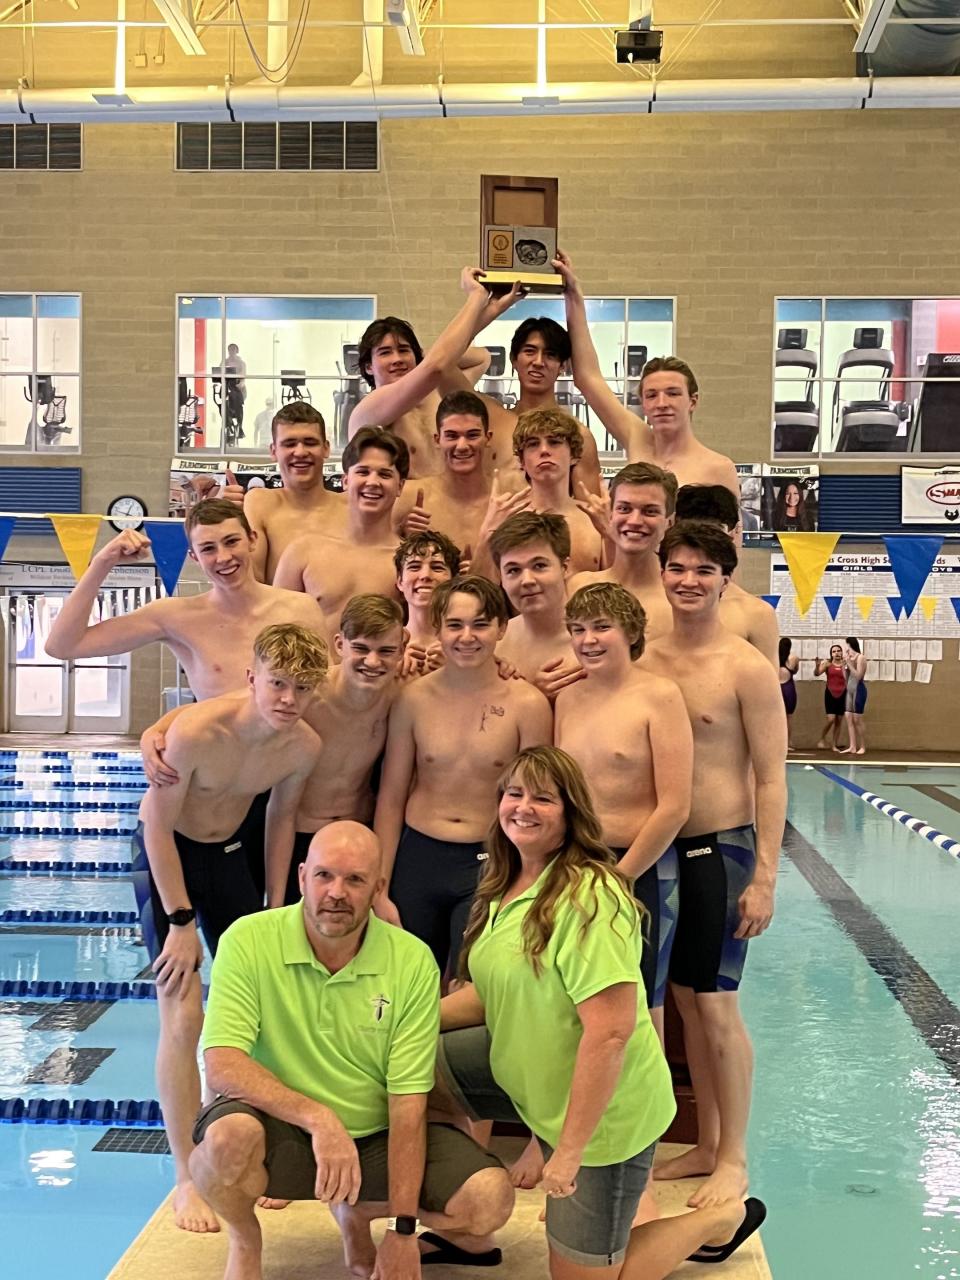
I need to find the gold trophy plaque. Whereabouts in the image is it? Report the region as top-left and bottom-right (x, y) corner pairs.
(480, 174), (563, 293)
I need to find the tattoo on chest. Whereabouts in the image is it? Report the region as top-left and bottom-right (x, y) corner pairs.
(479, 704), (506, 733)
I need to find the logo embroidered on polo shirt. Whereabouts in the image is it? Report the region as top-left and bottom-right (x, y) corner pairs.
(371, 994), (391, 1023)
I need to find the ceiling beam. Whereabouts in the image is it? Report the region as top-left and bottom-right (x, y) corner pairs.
(853, 0), (899, 53)
(152, 0), (206, 55)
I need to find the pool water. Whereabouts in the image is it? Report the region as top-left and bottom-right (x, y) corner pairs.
(1, 753), (959, 1278)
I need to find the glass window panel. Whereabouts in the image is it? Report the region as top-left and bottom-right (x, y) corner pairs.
(37, 297), (80, 374)
(178, 297), (224, 379)
(73, 665), (124, 718)
(176, 375), (218, 451)
(0, 295), (34, 373)
(15, 665), (63, 717)
(0, 375), (34, 448)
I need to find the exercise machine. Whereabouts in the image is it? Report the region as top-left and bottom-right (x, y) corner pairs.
(912, 353), (960, 452)
(773, 328), (819, 453)
(332, 345), (363, 449)
(832, 327), (908, 452)
(177, 376), (202, 451)
(24, 374), (71, 447)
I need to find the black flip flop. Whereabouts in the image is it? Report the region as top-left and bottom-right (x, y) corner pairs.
(419, 1230), (503, 1267)
(687, 1197), (767, 1264)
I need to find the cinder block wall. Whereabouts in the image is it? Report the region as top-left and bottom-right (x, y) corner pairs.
(2, 109), (959, 746)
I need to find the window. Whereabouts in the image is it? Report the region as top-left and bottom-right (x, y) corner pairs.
(0, 123), (82, 171)
(0, 294), (81, 453)
(176, 121), (379, 172)
(772, 297), (960, 458)
(175, 295), (377, 454)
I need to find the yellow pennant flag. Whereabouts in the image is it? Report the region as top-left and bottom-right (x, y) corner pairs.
(919, 596), (938, 622)
(855, 596), (875, 622)
(49, 514), (102, 580)
(778, 533), (841, 616)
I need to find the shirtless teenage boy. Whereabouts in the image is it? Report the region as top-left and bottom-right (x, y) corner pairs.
(394, 529), (460, 677)
(243, 401), (345, 583)
(488, 512), (584, 701)
(555, 252), (739, 499)
(441, 313), (602, 495)
(640, 521), (786, 1209)
(392, 390), (494, 551)
(134, 624), (326, 1234)
(374, 576), (552, 975)
(566, 461), (678, 644)
(558, 583), (692, 1030)
(674, 484), (779, 668)
(348, 270), (519, 477)
(512, 407), (602, 574)
(46, 499), (330, 698)
(273, 428), (406, 634)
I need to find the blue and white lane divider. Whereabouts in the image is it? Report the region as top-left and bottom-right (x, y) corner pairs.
(818, 765), (960, 859)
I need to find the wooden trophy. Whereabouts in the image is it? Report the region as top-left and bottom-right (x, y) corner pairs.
(480, 174), (563, 293)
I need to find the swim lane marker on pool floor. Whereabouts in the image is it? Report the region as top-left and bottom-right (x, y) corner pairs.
(817, 765), (960, 859)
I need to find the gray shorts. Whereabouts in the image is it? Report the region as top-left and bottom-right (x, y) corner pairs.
(193, 1097), (502, 1209)
(438, 1025), (656, 1268)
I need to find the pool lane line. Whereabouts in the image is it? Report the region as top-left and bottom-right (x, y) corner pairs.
(815, 766), (960, 859)
(0, 1097), (163, 1126)
(0, 909), (138, 924)
(782, 821), (960, 1085)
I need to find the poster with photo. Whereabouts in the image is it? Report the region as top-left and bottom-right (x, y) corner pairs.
(736, 464), (762, 533)
(168, 457), (281, 519)
(761, 464), (819, 532)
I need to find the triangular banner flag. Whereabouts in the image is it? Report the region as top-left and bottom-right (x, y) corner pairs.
(143, 521), (189, 598)
(919, 597), (938, 622)
(855, 596), (875, 622)
(761, 595), (780, 610)
(883, 535), (943, 618)
(823, 596), (843, 621)
(888, 596), (903, 620)
(49, 514), (102, 580)
(778, 533), (841, 616)
(952, 598), (960, 625)
(0, 515), (14, 564)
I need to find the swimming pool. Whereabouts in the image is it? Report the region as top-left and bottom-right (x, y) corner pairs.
(1, 752), (959, 1278)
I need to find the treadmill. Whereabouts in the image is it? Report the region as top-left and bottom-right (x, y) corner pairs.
(773, 328), (819, 452)
(832, 327), (906, 452)
(912, 353), (960, 452)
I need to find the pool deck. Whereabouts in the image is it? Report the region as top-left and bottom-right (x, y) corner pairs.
(108, 1141), (771, 1279)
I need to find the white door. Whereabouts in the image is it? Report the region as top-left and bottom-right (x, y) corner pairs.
(5, 593), (130, 734)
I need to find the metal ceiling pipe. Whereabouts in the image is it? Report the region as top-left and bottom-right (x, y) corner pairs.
(872, 1), (960, 76)
(4, 74), (960, 124)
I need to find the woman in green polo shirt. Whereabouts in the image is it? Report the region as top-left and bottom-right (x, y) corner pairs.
(436, 746), (765, 1278)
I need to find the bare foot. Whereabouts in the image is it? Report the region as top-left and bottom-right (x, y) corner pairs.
(172, 1180), (220, 1233)
(224, 1227), (264, 1280)
(688, 1160), (749, 1209)
(630, 1184), (660, 1227)
(855, 747), (866, 755)
(256, 1197), (290, 1210)
(815, 740), (827, 749)
(834, 746), (852, 754)
(510, 1135), (544, 1189)
(332, 1203), (377, 1278)
(652, 1145), (716, 1183)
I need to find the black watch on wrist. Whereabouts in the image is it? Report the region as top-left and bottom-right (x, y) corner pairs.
(166, 907), (196, 927)
(386, 1215), (419, 1237)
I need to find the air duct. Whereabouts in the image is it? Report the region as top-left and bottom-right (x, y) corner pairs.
(871, 1), (960, 76)
(4, 74), (960, 124)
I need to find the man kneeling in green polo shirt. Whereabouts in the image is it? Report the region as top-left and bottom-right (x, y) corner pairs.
(190, 820), (513, 1279)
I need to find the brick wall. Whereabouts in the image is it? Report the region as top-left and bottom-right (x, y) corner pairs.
(1, 108), (958, 745)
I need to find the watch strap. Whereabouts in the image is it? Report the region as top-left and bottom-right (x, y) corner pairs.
(166, 907), (196, 927)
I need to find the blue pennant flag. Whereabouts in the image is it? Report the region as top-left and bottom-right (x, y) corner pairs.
(823, 596), (843, 621)
(952, 598), (960, 625)
(143, 521), (189, 597)
(0, 516), (14, 564)
(883, 535), (944, 619)
(761, 595), (780, 610)
(888, 596), (903, 620)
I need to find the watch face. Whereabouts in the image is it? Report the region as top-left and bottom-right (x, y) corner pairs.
(108, 495), (147, 532)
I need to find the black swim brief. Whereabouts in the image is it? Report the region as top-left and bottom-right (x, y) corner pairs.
(131, 817), (262, 961)
(390, 825), (487, 979)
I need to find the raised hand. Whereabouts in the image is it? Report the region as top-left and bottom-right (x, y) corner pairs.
(218, 467), (245, 510)
(460, 266), (489, 297)
(481, 277), (529, 323)
(96, 528), (152, 569)
(574, 478), (612, 541)
(402, 487), (432, 536)
(478, 470), (532, 543)
(551, 249), (581, 296)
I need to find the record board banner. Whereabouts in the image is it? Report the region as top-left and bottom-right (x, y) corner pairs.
(901, 467), (960, 525)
